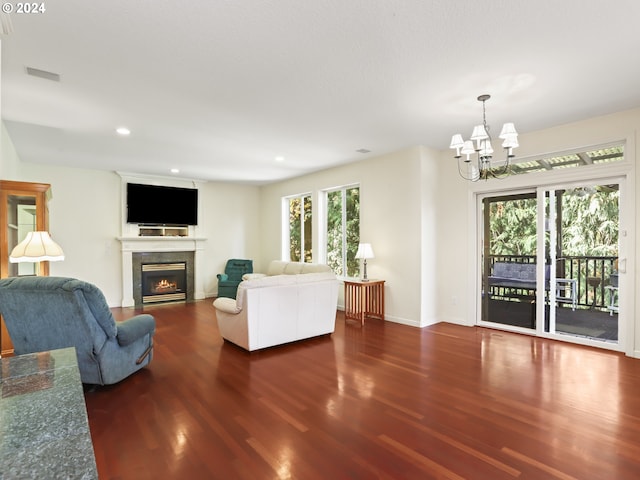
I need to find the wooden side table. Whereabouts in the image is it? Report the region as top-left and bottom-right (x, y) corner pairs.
(344, 279), (385, 326)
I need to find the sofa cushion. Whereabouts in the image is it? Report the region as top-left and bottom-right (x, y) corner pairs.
(266, 261), (289, 275)
(266, 260), (332, 276)
(300, 263), (332, 274)
(241, 274), (299, 290)
(232, 271), (337, 312)
(283, 263), (304, 274)
(242, 271), (335, 289)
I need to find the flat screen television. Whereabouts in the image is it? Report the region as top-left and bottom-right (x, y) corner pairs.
(126, 183), (198, 226)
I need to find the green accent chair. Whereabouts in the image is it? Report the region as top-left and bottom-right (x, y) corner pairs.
(217, 259), (253, 299)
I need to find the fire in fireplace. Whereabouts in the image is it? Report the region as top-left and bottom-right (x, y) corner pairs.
(141, 262), (187, 303)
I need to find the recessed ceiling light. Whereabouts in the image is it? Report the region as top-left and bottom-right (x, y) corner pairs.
(275, 156), (285, 162)
(116, 127), (131, 136)
(170, 168), (180, 174)
(356, 148), (371, 154)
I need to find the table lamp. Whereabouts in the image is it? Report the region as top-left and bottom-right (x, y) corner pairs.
(355, 243), (374, 281)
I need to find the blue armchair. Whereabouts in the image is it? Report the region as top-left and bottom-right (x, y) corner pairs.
(0, 276), (155, 385)
(217, 259), (253, 299)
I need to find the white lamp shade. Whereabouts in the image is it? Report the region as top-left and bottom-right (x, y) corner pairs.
(502, 136), (519, 149)
(470, 125), (488, 141)
(9, 231), (65, 263)
(449, 134), (464, 149)
(479, 139), (494, 156)
(355, 243), (375, 259)
(461, 140), (475, 155)
(499, 122), (518, 139)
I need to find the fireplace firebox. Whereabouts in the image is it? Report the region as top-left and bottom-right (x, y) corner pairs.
(141, 262), (187, 304)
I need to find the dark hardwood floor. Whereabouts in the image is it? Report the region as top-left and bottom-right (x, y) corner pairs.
(85, 300), (640, 479)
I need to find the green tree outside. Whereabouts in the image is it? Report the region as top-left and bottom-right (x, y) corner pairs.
(488, 186), (619, 258)
(289, 195), (312, 262)
(327, 187), (360, 276)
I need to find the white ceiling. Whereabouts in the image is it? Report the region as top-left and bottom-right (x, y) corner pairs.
(2, 0), (640, 184)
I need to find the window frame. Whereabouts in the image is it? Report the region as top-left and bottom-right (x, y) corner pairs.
(282, 192), (313, 263)
(321, 183), (360, 279)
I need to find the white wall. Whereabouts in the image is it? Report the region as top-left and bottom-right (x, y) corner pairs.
(1, 122), (21, 180)
(436, 107), (640, 357)
(199, 181), (262, 296)
(434, 145), (469, 325)
(259, 146), (432, 326)
(9, 160), (262, 306)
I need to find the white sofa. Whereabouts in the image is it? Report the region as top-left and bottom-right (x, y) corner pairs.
(212, 261), (339, 351)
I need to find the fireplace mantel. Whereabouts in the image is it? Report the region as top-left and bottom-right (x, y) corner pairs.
(118, 236), (207, 251)
(117, 236), (207, 307)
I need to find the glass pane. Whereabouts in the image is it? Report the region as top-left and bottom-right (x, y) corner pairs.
(545, 183), (619, 343)
(8, 195), (37, 276)
(326, 187), (360, 277)
(482, 193), (537, 329)
(345, 187), (360, 277)
(303, 196), (312, 263)
(494, 144), (624, 176)
(326, 190), (343, 275)
(289, 197), (301, 262)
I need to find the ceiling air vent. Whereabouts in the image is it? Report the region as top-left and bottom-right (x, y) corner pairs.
(26, 66), (61, 82)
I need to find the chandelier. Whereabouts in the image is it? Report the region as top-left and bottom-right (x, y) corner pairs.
(449, 94), (519, 181)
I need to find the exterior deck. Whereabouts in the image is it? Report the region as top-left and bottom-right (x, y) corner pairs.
(484, 255), (619, 342)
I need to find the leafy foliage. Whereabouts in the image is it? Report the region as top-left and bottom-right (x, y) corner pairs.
(326, 187), (360, 276)
(561, 188), (619, 257)
(488, 197), (537, 255)
(488, 186), (619, 257)
(487, 186), (619, 308)
(289, 195), (312, 262)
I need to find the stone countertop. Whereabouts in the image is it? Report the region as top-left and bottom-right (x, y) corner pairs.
(0, 347), (98, 479)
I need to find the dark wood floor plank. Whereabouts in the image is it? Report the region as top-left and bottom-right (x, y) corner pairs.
(84, 300), (640, 479)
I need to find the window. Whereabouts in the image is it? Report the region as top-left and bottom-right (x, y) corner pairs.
(493, 144), (624, 176)
(286, 194), (312, 262)
(325, 185), (360, 277)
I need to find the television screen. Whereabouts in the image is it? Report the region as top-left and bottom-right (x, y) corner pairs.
(126, 183), (198, 225)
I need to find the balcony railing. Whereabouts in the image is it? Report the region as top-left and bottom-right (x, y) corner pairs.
(488, 255), (618, 310)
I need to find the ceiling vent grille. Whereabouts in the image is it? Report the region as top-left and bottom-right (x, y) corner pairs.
(26, 66), (61, 82)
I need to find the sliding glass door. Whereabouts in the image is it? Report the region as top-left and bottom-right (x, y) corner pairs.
(541, 182), (620, 344)
(481, 179), (623, 349)
(481, 192), (538, 330)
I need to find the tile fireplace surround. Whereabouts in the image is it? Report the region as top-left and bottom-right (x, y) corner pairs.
(118, 236), (206, 307)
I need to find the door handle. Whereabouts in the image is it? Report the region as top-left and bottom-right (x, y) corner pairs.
(618, 258), (626, 273)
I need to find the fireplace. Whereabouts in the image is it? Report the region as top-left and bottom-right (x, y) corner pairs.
(141, 262), (187, 304)
(131, 251), (194, 306)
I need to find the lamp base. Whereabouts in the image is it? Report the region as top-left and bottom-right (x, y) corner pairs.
(361, 260), (369, 281)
